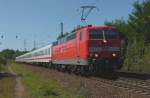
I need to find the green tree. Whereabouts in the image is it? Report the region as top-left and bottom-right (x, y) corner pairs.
(0, 49), (15, 60)
(104, 0), (150, 72)
(0, 56), (7, 65)
(128, 0), (150, 43)
(0, 49), (26, 61)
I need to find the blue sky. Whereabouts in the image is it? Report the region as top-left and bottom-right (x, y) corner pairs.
(0, 0), (139, 51)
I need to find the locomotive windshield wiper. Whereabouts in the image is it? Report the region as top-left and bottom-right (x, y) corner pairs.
(102, 30), (107, 43)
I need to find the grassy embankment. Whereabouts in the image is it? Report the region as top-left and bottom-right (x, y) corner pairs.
(0, 64), (15, 98)
(0, 65), (8, 72)
(11, 63), (86, 98)
(0, 76), (15, 98)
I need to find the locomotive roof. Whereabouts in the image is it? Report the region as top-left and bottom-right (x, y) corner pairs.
(56, 25), (116, 40)
(70, 25), (116, 33)
(53, 25), (117, 46)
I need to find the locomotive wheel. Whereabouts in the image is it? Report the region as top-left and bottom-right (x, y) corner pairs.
(80, 66), (90, 76)
(74, 66), (81, 75)
(80, 66), (85, 75)
(66, 65), (72, 73)
(70, 65), (76, 73)
(48, 62), (53, 69)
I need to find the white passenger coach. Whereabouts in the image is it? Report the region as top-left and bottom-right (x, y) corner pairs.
(16, 44), (52, 63)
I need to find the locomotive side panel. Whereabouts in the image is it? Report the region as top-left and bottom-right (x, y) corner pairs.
(52, 33), (79, 65)
(52, 40), (77, 64)
(76, 29), (89, 65)
(52, 28), (90, 66)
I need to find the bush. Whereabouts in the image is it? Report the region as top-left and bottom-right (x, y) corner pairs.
(123, 36), (150, 72)
(0, 57), (7, 66)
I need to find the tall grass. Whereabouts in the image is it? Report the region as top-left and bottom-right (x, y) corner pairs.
(11, 63), (85, 98)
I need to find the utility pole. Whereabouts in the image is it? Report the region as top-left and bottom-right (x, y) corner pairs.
(60, 22), (63, 37)
(24, 40), (27, 51)
(33, 40), (36, 50)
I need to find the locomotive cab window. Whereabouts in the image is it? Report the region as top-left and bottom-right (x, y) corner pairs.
(89, 30), (103, 39)
(89, 29), (119, 39)
(104, 30), (119, 39)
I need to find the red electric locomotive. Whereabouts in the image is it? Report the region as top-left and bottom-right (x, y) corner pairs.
(52, 25), (124, 73)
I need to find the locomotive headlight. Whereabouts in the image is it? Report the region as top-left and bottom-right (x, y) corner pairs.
(103, 39), (107, 43)
(95, 54), (99, 57)
(112, 53), (116, 57)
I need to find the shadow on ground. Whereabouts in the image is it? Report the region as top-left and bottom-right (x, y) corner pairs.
(0, 72), (14, 79)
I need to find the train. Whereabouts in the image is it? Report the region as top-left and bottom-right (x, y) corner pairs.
(16, 25), (125, 74)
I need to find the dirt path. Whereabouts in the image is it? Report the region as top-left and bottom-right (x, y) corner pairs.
(8, 66), (27, 98)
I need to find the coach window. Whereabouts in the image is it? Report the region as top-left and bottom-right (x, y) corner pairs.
(80, 32), (83, 40)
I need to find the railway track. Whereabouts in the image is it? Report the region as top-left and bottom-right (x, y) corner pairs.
(90, 76), (150, 97)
